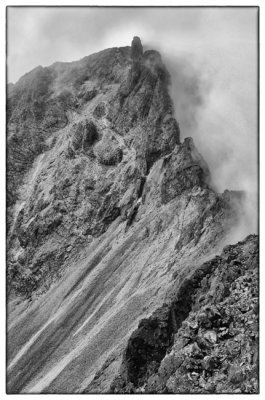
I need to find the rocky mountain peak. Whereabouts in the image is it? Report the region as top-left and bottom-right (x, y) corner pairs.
(6, 37), (244, 298)
(7, 37), (257, 394)
(7, 35), (248, 296)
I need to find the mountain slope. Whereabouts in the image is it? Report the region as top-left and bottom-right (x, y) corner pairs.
(110, 234), (258, 394)
(6, 37), (258, 393)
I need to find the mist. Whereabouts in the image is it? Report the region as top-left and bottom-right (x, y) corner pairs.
(163, 48), (258, 239)
(145, 9), (258, 239)
(168, 52), (258, 239)
(7, 7), (258, 239)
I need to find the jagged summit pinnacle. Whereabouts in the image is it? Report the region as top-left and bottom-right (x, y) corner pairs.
(131, 36), (143, 60)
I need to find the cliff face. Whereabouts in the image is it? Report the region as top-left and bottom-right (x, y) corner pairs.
(7, 38), (180, 296)
(7, 37), (258, 394)
(111, 234), (258, 394)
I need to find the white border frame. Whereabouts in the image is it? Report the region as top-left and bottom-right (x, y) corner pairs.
(1, 2), (263, 399)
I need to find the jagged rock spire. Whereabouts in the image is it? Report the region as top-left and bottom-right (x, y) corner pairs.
(131, 36), (143, 61)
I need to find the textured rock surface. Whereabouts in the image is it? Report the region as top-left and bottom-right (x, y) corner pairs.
(7, 38), (181, 297)
(7, 37), (258, 394)
(110, 234), (258, 394)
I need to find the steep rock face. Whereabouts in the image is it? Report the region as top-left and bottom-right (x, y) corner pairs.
(110, 235), (258, 394)
(108, 44), (179, 173)
(7, 38), (183, 297)
(6, 38), (257, 394)
(141, 137), (211, 209)
(70, 119), (99, 151)
(7, 47), (131, 207)
(131, 36), (143, 60)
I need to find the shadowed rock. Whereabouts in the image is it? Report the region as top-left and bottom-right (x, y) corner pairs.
(71, 119), (98, 151)
(111, 235), (258, 394)
(131, 36), (143, 61)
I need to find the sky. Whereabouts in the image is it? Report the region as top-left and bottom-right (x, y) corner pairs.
(7, 7), (258, 221)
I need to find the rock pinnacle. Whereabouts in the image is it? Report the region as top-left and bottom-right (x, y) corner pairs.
(131, 36), (143, 60)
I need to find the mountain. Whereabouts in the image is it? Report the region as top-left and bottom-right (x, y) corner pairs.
(6, 37), (258, 394)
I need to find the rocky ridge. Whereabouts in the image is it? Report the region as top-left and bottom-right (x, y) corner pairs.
(7, 37), (181, 297)
(110, 234), (258, 394)
(7, 37), (258, 394)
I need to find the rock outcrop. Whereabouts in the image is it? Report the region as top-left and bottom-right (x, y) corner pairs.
(131, 36), (143, 61)
(6, 37), (258, 394)
(110, 234), (258, 394)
